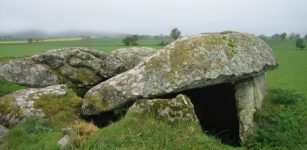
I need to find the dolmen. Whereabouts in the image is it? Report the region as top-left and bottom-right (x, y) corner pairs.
(0, 31), (278, 144)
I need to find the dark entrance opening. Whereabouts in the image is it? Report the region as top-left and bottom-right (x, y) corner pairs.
(159, 83), (240, 146)
(81, 101), (133, 128)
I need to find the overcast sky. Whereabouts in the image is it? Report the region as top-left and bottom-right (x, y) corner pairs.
(0, 0), (306, 35)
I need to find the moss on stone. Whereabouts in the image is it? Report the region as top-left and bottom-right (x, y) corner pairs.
(129, 95), (197, 123)
(0, 95), (22, 127)
(34, 89), (83, 127)
(74, 69), (98, 84)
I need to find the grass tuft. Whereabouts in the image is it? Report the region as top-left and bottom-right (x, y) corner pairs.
(0, 80), (25, 97)
(3, 116), (62, 150)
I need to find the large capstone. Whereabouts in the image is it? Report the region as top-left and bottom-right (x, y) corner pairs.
(103, 47), (157, 77)
(83, 32), (277, 114)
(0, 84), (68, 127)
(82, 31), (278, 144)
(0, 47), (156, 88)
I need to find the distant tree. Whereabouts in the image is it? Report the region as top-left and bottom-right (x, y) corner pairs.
(259, 34), (268, 40)
(296, 39), (305, 50)
(304, 34), (307, 40)
(122, 37), (130, 46)
(122, 35), (139, 46)
(289, 33), (300, 40)
(81, 36), (91, 47)
(28, 38), (33, 43)
(170, 28), (181, 40)
(159, 41), (169, 46)
(271, 34), (281, 40)
(280, 32), (287, 40)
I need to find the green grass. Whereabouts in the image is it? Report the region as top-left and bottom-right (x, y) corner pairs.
(2, 116), (62, 150)
(0, 37), (307, 149)
(248, 89), (307, 149)
(82, 112), (234, 150)
(264, 39), (307, 50)
(34, 90), (83, 127)
(267, 49), (307, 96)
(0, 80), (25, 97)
(0, 37), (165, 57)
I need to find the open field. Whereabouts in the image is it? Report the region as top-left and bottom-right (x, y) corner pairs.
(0, 36), (166, 57)
(0, 37), (84, 44)
(267, 49), (307, 95)
(0, 37), (306, 149)
(1, 37), (306, 95)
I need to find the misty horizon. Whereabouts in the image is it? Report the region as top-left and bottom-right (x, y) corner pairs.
(1, 0), (307, 36)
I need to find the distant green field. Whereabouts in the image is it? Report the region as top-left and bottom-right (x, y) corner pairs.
(0, 36), (166, 57)
(0, 37), (306, 96)
(264, 39), (307, 96)
(267, 50), (307, 95)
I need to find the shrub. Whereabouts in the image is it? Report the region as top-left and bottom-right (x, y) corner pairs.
(122, 35), (139, 46)
(296, 38), (305, 50)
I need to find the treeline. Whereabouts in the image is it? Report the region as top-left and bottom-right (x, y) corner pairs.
(122, 28), (181, 46)
(259, 33), (307, 50)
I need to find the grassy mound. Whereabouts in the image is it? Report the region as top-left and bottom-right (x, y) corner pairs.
(1, 107), (235, 150)
(82, 112), (233, 150)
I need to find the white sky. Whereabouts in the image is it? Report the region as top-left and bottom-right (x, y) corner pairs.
(0, 0), (306, 35)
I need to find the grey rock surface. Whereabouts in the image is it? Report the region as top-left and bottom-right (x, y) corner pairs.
(57, 135), (71, 150)
(235, 73), (266, 144)
(0, 47), (156, 88)
(128, 94), (198, 123)
(0, 47), (107, 88)
(83, 32), (278, 114)
(0, 124), (9, 142)
(0, 59), (60, 87)
(0, 84), (68, 127)
(103, 47), (157, 77)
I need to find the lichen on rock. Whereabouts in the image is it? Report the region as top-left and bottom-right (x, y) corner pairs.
(235, 73), (267, 144)
(0, 84), (69, 127)
(0, 47), (156, 89)
(128, 94), (198, 123)
(83, 32), (278, 114)
(102, 47), (157, 77)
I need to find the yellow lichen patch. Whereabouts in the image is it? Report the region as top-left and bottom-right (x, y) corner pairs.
(33, 90), (83, 127)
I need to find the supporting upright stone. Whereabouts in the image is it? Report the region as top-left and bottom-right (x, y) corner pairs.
(235, 73), (266, 144)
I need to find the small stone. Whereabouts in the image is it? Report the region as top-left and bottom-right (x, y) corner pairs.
(57, 135), (71, 150)
(0, 124), (9, 142)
